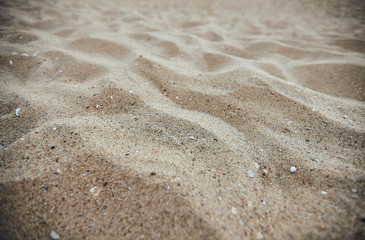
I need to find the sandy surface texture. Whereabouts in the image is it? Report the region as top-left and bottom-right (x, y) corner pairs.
(1, 0), (364, 239)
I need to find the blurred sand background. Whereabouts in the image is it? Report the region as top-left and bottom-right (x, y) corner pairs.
(0, 0), (364, 239)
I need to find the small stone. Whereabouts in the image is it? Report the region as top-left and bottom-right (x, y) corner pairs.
(231, 207), (237, 215)
(9, 60), (13, 65)
(96, 104), (99, 109)
(56, 168), (61, 174)
(129, 90), (133, 94)
(321, 191), (327, 195)
(343, 115), (348, 119)
(247, 170), (254, 178)
(53, 127), (57, 130)
(352, 189), (357, 193)
(20, 53), (29, 57)
(311, 158), (320, 163)
(263, 169), (269, 174)
(90, 186), (101, 196)
(15, 108), (20, 116)
(290, 166), (297, 173)
(50, 230), (60, 240)
(110, 96), (113, 99)
(239, 219), (244, 226)
(189, 136), (195, 140)
(261, 200), (267, 206)
(254, 162), (260, 169)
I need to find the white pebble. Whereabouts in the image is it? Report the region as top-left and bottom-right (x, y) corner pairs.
(50, 230), (60, 240)
(11, 51), (18, 55)
(290, 166), (297, 173)
(343, 115), (348, 119)
(254, 162), (260, 169)
(166, 186), (170, 190)
(352, 189), (357, 193)
(189, 136), (195, 140)
(231, 207), (237, 215)
(321, 191), (327, 195)
(263, 169), (269, 174)
(110, 96), (113, 99)
(53, 127), (57, 130)
(20, 53), (29, 57)
(56, 168), (61, 174)
(32, 52), (37, 56)
(247, 170), (254, 178)
(96, 104), (99, 109)
(9, 60), (13, 65)
(129, 90), (133, 94)
(239, 219), (244, 226)
(20, 137), (24, 141)
(15, 108), (20, 116)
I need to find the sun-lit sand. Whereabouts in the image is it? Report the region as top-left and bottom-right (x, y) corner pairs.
(1, 0), (364, 239)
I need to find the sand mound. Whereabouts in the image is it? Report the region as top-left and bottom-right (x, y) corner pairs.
(1, 0), (364, 239)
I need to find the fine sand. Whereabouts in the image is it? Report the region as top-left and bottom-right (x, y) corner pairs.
(1, 0), (364, 239)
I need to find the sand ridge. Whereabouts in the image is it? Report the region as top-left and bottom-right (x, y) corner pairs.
(0, 0), (364, 239)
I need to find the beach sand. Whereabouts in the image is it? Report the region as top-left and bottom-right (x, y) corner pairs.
(0, 0), (364, 239)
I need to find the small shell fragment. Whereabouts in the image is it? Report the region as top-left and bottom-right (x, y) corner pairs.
(247, 170), (254, 178)
(15, 108), (20, 116)
(90, 186), (101, 196)
(50, 230), (60, 240)
(290, 166), (297, 173)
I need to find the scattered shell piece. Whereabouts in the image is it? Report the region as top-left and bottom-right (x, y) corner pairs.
(20, 137), (24, 141)
(321, 191), (327, 195)
(343, 115), (348, 119)
(352, 189), (357, 193)
(254, 162), (260, 169)
(90, 186), (101, 196)
(129, 90), (133, 94)
(15, 108), (20, 116)
(9, 60), (13, 65)
(189, 136), (195, 140)
(290, 166), (297, 173)
(239, 219), (244, 226)
(261, 200), (267, 206)
(263, 169), (269, 174)
(166, 186), (170, 190)
(11, 51), (18, 55)
(53, 127), (57, 130)
(110, 96), (113, 99)
(218, 197), (222, 201)
(247, 170), (254, 178)
(231, 207), (237, 215)
(256, 232), (263, 240)
(56, 168), (61, 174)
(20, 53), (29, 57)
(175, 96), (179, 99)
(311, 158), (320, 163)
(32, 53), (37, 56)
(96, 104), (99, 109)
(50, 230), (60, 240)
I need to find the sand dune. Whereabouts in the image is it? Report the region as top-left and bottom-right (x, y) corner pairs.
(1, 0), (364, 239)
